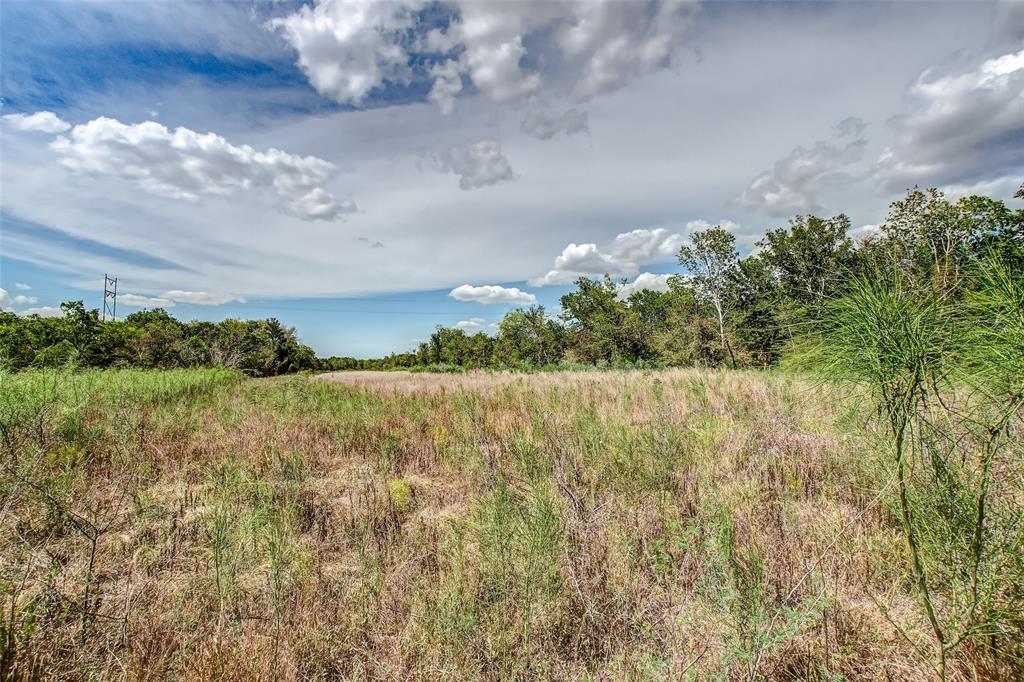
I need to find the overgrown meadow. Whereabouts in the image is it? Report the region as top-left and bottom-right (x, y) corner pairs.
(2, 186), (1022, 679)
(3, 366), (1021, 680)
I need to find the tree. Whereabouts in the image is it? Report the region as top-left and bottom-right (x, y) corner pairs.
(759, 214), (855, 308)
(729, 255), (785, 366)
(678, 226), (739, 366)
(494, 306), (566, 366)
(426, 326), (476, 366)
(876, 187), (1024, 292)
(559, 277), (630, 363)
(125, 308), (183, 368)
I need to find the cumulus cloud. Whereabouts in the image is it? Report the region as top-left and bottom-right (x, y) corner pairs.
(739, 119), (868, 217)
(119, 293), (176, 308)
(437, 140), (515, 190)
(875, 47), (1024, 191)
(441, 2), (547, 103)
(609, 228), (685, 264)
(268, 0), (419, 106)
(556, 0), (699, 99)
(442, 0), (699, 105)
(449, 284), (536, 305)
(428, 58), (464, 115)
(2, 111), (71, 133)
(618, 272), (674, 298)
(531, 227), (684, 286)
(160, 290), (244, 306)
(682, 218), (762, 250)
(0, 288), (38, 310)
(455, 317), (490, 331)
(48, 116), (353, 220)
(272, 1), (699, 114)
(284, 187), (356, 221)
(14, 283), (31, 290)
(18, 306), (65, 318)
(521, 106), (589, 140)
(534, 243), (629, 286)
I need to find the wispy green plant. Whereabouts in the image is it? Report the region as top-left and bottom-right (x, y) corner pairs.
(809, 261), (1024, 678)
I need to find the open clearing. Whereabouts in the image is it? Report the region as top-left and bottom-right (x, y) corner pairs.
(2, 367), (1020, 680)
(314, 368), (708, 394)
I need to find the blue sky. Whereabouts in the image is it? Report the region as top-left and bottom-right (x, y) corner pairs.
(2, 1), (1022, 356)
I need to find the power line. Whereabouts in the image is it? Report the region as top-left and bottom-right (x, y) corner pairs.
(0, 286), (87, 294)
(5, 280), (553, 317)
(176, 301), (507, 316)
(0, 285), (537, 308)
(3, 292), (519, 316)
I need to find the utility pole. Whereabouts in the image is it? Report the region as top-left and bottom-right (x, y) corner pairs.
(102, 274), (118, 321)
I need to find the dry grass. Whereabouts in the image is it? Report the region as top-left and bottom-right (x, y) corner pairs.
(315, 369), (692, 395)
(1, 368), (1019, 680)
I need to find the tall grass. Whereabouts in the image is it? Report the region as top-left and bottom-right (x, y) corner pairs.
(1, 363), (1019, 679)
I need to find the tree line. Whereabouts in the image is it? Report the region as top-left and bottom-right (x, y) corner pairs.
(0, 305), (317, 376)
(324, 185), (1023, 372)
(3, 185), (1021, 375)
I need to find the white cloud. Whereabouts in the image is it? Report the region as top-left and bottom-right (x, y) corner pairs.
(455, 316), (488, 331)
(439, 0), (698, 107)
(436, 140), (515, 190)
(428, 59), (464, 115)
(443, 2), (547, 103)
(49, 116), (353, 221)
(14, 283), (31, 290)
(2, 111), (71, 133)
(0, 288), (38, 310)
(847, 224), (881, 242)
(876, 47), (1024, 191)
(119, 293), (176, 308)
(618, 272), (674, 298)
(684, 218), (763, 249)
(556, 0), (699, 99)
(284, 187), (356, 221)
(160, 290), (244, 306)
(941, 176), (1023, 202)
(610, 227), (685, 264)
(533, 243), (629, 286)
(684, 218), (739, 233)
(18, 306), (65, 318)
(268, 0), (420, 106)
(273, 1), (699, 114)
(532, 227), (684, 286)
(521, 106), (589, 140)
(739, 119), (868, 217)
(449, 284), (536, 305)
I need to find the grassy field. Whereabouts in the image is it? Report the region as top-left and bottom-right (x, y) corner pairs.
(1, 367), (1020, 680)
